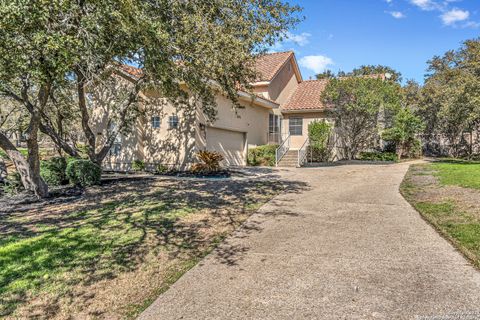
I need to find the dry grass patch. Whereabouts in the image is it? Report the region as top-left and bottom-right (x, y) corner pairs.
(0, 176), (306, 319)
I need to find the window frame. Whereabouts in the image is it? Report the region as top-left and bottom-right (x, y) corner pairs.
(151, 116), (161, 129)
(168, 115), (179, 129)
(289, 117), (303, 136)
(110, 143), (122, 157)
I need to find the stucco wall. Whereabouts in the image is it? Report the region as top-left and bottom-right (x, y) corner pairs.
(269, 59), (299, 105)
(282, 111), (333, 149)
(140, 97), (197, 171)
(197, 94), (272, 150)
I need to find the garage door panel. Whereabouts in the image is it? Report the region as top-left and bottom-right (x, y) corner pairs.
(206, 127), (246, 166)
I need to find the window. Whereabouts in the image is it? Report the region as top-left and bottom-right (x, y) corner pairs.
(110, 143), (121, 156)
(151, 116), (161, 129)
(269, 113), (281, 143)
(289, 117), (303, 136)
(168, 115), (179, 129)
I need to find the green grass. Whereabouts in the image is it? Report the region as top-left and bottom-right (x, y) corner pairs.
(0, 177), (287, 318)
(0, 197), (195, 316)
(401, 163), (480, 269)
(432, 160), (480, 189)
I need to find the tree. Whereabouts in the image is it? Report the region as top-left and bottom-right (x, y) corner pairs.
(350, 65), (402, 83)
(382, 108), (424, 159)
(419, 38), (480, 157)
(322, 77), (402, 159)
(315, 70), (336, 80)
(0, 0), (301, 196)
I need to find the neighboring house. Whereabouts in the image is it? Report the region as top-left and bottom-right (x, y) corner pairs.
(93, 51), (337, 170)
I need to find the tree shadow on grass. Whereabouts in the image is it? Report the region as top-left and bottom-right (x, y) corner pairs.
(0, 175), (308, 317)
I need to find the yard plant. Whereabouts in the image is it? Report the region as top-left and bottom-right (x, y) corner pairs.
(248, 145), (278, 166)
(66, 159), (101, 187)
(308, 120), (332, 162)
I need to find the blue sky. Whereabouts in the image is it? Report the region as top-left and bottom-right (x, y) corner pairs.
(274, 0), (479, 83)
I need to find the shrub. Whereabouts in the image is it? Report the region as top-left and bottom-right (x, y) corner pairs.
(358, 151), (398, 162)
(190, 151), (224, 173)
(66, 159), (102, 187)
(406, 138), (422, 159)
(40, 157), (68, 186)
(308, 120), (333, 162)
(247, 145), (278, 166)
(1, 172), (23, 195)
(155, 164), (169, 174)
(132, 160), (145, 172)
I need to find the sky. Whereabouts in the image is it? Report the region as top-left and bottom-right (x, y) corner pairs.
(273, 0), (479, 83)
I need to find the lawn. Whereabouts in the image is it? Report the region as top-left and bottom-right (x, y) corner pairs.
(431, 160), (480, 189)
(0, 176), (303, 319)
(401, 160), (480, 269)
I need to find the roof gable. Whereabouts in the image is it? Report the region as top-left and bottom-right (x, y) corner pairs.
(254, 51), (302, 83)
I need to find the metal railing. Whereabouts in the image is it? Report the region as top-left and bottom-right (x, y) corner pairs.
(275, 134), (291, 167)
(298, 138), (309, 167)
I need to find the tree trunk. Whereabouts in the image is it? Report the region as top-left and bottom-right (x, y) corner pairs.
(26, 112), (49, 198)
(396, 141), (404, 160)
(0, 130), (47, 197)
(76, 70), (97, 162)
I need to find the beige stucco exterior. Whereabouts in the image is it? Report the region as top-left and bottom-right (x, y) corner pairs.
(281, 111), (333, 149)
(91, 51), (336, 170)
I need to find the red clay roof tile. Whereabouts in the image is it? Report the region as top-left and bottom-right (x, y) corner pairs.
(282, 80), (330, 111)
(254, 51), (293, 82)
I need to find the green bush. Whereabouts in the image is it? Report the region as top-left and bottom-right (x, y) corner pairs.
(40, 157), (67, 186)
(406, 138), (422, 159)
(66, 159), (102, 187)
(358, 151), (398, 162)
(248, 145), (278, 166)
(155, 164), (169, 174)
(1, 172), (23, 195)
(308, 120), (333, 162)
(132, 160), (145, 172)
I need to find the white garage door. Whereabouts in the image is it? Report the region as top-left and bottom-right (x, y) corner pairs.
(206, 127), (246, 166)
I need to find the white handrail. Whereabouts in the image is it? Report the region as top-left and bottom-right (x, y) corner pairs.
(298, 138), (309, 167)
(275, 134), (291, 167)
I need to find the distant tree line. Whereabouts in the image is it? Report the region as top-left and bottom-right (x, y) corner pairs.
(318, 38), (480, 161)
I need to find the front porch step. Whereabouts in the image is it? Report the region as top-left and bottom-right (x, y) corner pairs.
(277, 150), (299, 168)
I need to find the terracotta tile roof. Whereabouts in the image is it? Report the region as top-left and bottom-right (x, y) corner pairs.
(255, 51), (293, 82)
(118, 51), (296, 84)
(117, 64), (143, 79)
(282, 80), (330, 111)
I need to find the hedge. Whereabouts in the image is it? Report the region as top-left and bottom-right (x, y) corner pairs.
(66, 159), (102, 187)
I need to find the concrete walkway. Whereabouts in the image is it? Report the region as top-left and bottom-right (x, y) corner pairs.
(139, 163), (480, 320)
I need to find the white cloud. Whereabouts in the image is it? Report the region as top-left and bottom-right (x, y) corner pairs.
(407, 0), (478, 28)
(441, 8), (470, 25)
(299, 55), (334, 74)
(409, 0), (441, 11)
(388, 11), (407, 18)
(285, 32), (311, 47)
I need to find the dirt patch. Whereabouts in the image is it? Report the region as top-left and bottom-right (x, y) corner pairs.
(1, 175), (307, 319)
(403, 165), (480, 219)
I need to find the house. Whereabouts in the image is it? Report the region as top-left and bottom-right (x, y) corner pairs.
(93, 51), (334, 171)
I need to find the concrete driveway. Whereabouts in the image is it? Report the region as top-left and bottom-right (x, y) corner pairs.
(139, 163), (480, 320)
